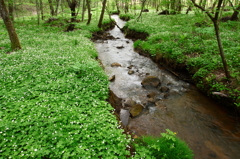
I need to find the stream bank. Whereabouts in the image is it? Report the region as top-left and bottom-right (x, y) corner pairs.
(122, 27), (239, 113)
(94, 15), (240, 159)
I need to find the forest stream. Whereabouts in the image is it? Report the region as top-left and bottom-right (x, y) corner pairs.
(95, 15), (240, 159)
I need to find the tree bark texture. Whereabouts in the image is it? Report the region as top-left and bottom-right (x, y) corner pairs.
(0, 0), (21, 50)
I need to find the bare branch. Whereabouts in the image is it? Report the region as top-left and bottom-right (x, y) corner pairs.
(190, 0), (214, 21)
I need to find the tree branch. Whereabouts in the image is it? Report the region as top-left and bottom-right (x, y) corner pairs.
(190, 0), (214, 21)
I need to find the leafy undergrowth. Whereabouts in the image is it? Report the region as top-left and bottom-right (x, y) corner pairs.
(0, 19), (131, 158)
(122, 12), (240, 107)
(133, 129), (194, 159)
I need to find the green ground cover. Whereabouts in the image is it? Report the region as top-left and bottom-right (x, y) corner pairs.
(0, 18), (131, 158)
(121, 12), (240, 107)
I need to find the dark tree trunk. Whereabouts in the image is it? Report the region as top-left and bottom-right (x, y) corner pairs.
(98, 0), (107, 28)
(48, 0), (55, 16)
(231, 3), (240, 21)
(186, 6), (191, 14)
(66, 0), (78, 22)
(0, 0), (21, 50)
(86, 0), (91, 25)
(39, 0), (44, 20)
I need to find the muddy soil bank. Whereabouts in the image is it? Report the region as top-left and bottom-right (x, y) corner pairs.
(121, 26), (240, 115)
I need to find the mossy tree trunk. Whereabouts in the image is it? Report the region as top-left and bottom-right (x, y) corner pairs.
(0, 0), (21, 50)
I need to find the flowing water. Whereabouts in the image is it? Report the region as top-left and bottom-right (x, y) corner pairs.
(95, 15), (240, 159)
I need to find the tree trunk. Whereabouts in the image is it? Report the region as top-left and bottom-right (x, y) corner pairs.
(39, 0), (44, 20)
(86, 0), (91, 24)
(0, 0), (21, 50)
(8, 0), (14, 21)
(36, 0), (40, 25)
(115, 0), (120, 13)
(98, 0), (107, 28)
(48, 0), (55, 16)
(55, 0), (61, 16)
(82, 0), (86, 21)
(190, 0), (231, 79)
(230, 3), (240, 21)
(213, 21), (231, 79)
(136, 0), (147, 22)
(66, 0), (78, 22)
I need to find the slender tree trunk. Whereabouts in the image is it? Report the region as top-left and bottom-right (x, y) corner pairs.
(0, 0), (21, 50)
(36, 0), (40, 25)
(115, 0), (120, 13)
(190, 0), (231, 79)
(82, 0), (86, 21)
(136, 0), (147, 22)
(55, 0), (61, 16)
(48, 0), (55, 16)
(39, 0), (44, 20)
(98, 0), (107, 28)
(86, 0), (91, 24)
(213, 21), (231, 79)
(8, 0), (14, 21)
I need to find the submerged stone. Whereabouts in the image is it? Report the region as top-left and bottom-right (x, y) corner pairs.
(123, 99), (136, 108)
(130, 104), (144, 117)
(111, 62), (122, 67)
(128, 70), (134, 75)
(109, 75), (115, 82)
(141, 76), (161, 88)
(159, 86), (170, 92)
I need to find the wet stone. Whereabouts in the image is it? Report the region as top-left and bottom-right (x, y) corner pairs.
(130, 104), (144, 117)
(159, 86), (170, 92)
(111, 62), (122, 67)
(116, 46), (124, 49)
(128, 70), (135, 75)
(147, 92), (157, 98)
(147, 98), (155, 103)
(141, 76), (161, 88)
(127, 65), (134, 69)
(109, 75), (115, 82)
(123, 99), (136, 108)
